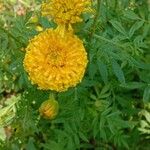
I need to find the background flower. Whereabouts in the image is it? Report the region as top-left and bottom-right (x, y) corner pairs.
(41, 0), (92, 25)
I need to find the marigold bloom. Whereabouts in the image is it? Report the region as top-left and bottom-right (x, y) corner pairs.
(41, 0), (92, 25)
(39, 98), (59, 119)
(23, 28), (88, 92)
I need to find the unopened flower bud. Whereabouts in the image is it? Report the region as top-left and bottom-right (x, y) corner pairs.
(39, 98), (59, 120)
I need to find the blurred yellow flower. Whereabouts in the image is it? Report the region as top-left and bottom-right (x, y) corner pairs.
(0, 2), (5, 13)
(39, 98), (59, 119)
(23, 28), (88, 92)
(41, 0), (92, 25)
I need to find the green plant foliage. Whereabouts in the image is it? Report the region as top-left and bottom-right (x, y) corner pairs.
(0, 0), (150, 150)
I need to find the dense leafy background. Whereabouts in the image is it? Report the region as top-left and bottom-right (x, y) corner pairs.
(0, 0), (150, 149)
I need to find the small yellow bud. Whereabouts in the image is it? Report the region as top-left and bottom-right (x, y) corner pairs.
(39, 98), (59, 120)
(36, 25), (43, 32)
(30, 16), (39, 23)
(21, 47), (25, 51)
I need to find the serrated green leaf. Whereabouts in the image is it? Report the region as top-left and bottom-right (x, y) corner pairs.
(26, 138), (36, 150)
(74, 134), (80, 146)
(79, 132), (88, 142)
(100, 84), (110, 95)
(99, 93), (111, 99)
(143, 24), (150, 38)
(92, 116), (99, 138)
(110, 20), (127, 35)
(130, 57), (150, 70)
(124, 10), (140, 20)
(143, 86), (150, 102)
(97, 59), (108, 84)
(0, 128), (6, 141)
(12, 144), (20, 150)
(129, 21), (144, 37)
(112, 60), (125, 83)
(88, 62), (97, 79)
(141, 110), (150, 124)
(120, 82), (146, 89)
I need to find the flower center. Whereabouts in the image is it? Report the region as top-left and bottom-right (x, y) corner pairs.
(46, 47), (65, 67)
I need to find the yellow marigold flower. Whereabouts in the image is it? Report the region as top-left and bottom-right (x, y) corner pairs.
(39, 98), (59, 119)
(23, 28), (88, 92)
(41, 0), (92, 25)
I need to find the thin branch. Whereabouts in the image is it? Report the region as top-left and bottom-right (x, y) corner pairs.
(90, 0), (101, 41)
(86, 30), (125, 49)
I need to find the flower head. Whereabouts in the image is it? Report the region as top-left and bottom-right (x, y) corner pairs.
(42, 0), (92, 25)
(23, 28), (88, 92)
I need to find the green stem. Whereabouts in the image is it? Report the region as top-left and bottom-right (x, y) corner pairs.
(49, 92), (56, 101)
(87, 30), (125, 49)
(90, 0), (101, 41)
